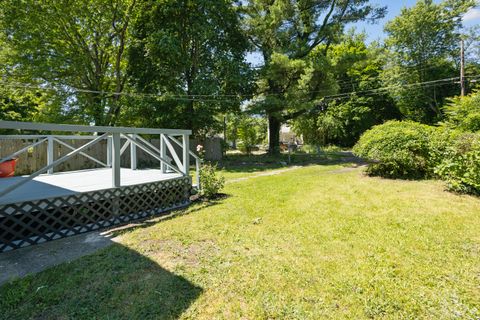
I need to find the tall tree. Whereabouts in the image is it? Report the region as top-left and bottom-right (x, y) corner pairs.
(1, 0), (138, 125)
(127, 0), (252, 136)
(0, 26), (65, 127)
(293, 33), (400, 146)
(383, 0), (474, 123)
(240, 0), (386, 153)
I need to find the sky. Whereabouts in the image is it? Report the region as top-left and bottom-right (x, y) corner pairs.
(357, 0), (480, 43)
(246, 0), (480, 66)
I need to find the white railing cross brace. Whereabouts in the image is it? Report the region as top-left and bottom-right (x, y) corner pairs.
(121, 134), (183, 175)
(53, 138), (107, 167)
(133, 134), (182, 173)
(160, 135), (185, 173)
(0, 138), (47, 164)
(0, 133), (108, 198)
(169, 136), (202, 188)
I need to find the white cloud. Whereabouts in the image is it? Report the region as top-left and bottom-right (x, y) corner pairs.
(463, 8), (480, 22)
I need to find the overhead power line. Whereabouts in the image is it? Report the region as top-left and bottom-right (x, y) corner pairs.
(0, 81), (242, 103)
(0, 76), (471, 104)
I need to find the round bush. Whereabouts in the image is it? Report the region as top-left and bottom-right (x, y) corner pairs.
(353, 121), (434, 179)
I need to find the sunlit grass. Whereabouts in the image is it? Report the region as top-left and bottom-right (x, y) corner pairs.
(1, 164), (480, 319)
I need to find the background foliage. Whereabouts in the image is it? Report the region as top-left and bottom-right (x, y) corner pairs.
(0, 0), (479, 153)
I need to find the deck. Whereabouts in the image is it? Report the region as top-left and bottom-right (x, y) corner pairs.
(0, 168), (182, 205)
(0, 120), (201, 252)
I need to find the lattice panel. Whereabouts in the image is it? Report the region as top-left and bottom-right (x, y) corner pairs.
(0, 177), (191, 252)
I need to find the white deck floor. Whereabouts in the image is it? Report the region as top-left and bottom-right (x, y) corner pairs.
(0, 168), (183, 205)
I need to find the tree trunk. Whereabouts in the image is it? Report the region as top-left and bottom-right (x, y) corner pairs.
(267, 113), (281, 155)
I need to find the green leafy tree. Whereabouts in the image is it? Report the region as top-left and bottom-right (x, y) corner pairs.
(1, 0), (138, 125)
(240, 0), (386, 154)
(442, 91), (480, 132)
(0, 89), (41, 121)
(383, 0), (474, 123)
(225, 112), (243, 149)
(293, 33), (400, 146)
(0, 87), (67, 133)
(127, 0), (252, 136)
(237, 115), (266, 154)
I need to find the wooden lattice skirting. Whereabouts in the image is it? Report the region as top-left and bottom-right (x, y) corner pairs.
(0, 176), (191, 252)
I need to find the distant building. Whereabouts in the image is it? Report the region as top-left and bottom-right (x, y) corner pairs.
(279, 124), (303, 145)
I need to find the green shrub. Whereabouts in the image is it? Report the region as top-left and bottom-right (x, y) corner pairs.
(354, 121), (480, 195)
(434, 132), (480, 195)
(199, 163), (225, 199)
(442, 91), (480, 132)
(237, 116), (266, 154)
(299, 144), (342, 154)
(322, 145), (342, 153)
(427, 127), (462, 169)
(353, 121), (433, 179)
(298, 144), (321, 154)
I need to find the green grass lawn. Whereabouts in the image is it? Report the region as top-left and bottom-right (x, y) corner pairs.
(1, 164), (480, 319)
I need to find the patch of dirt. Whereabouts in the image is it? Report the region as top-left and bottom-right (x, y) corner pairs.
(139, 239), (219, 270)
(227, 162), (367, 184)
(226, 166), (301, 184)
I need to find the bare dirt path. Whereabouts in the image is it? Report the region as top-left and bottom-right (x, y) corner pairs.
(226, 166), (303, 184)
(226, 163), (365, 184)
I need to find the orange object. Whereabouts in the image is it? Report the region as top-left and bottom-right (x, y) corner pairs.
(0, 159), (18, 178)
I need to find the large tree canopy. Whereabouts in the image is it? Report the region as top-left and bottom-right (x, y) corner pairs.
(1, 0), (138, 125)
(383, 0), (474, 123)
(126, 0), (252, 136)
(240, 0), (386, 153)
(0, 0), (478, 149)
(292, 32), (400, 146)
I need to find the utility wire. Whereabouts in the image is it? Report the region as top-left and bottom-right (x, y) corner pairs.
(322, 80), (462, 103)
(0, 76), (471, 103)
(0, 81), (243, 102)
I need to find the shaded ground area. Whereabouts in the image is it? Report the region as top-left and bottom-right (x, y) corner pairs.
(0, 231), (115, 286)
(218, 151), (365, 180)
(1, 163), (479, 319)
(0, 244), (202, 319)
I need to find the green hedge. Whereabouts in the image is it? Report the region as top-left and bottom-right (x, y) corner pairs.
(353, 121), (480, 195)
(352, 121), (433, 179)
(434, 132), (480, 195)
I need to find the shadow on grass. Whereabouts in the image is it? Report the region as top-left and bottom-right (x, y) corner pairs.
(0, 193), (234, 318)
(0, 243), (202, 319)
(107, 195), (230, 238)
(219, 152), (365, 174)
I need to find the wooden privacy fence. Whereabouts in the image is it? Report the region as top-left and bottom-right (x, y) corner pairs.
(0, 137), (221, 176)
(0, 138), (108, 175)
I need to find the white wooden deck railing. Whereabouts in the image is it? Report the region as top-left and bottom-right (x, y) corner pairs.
(0, 121), (201, 198)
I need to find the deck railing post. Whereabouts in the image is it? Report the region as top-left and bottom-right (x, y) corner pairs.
(47, 136), (54, 174)
(107, 136), (112, 167)
(196, 157), (201, 189)
(160, 134), (166, 173)
(182, 133), (190, 176)
(112, 132), (121, 187)
(130, 134), (137, 170)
